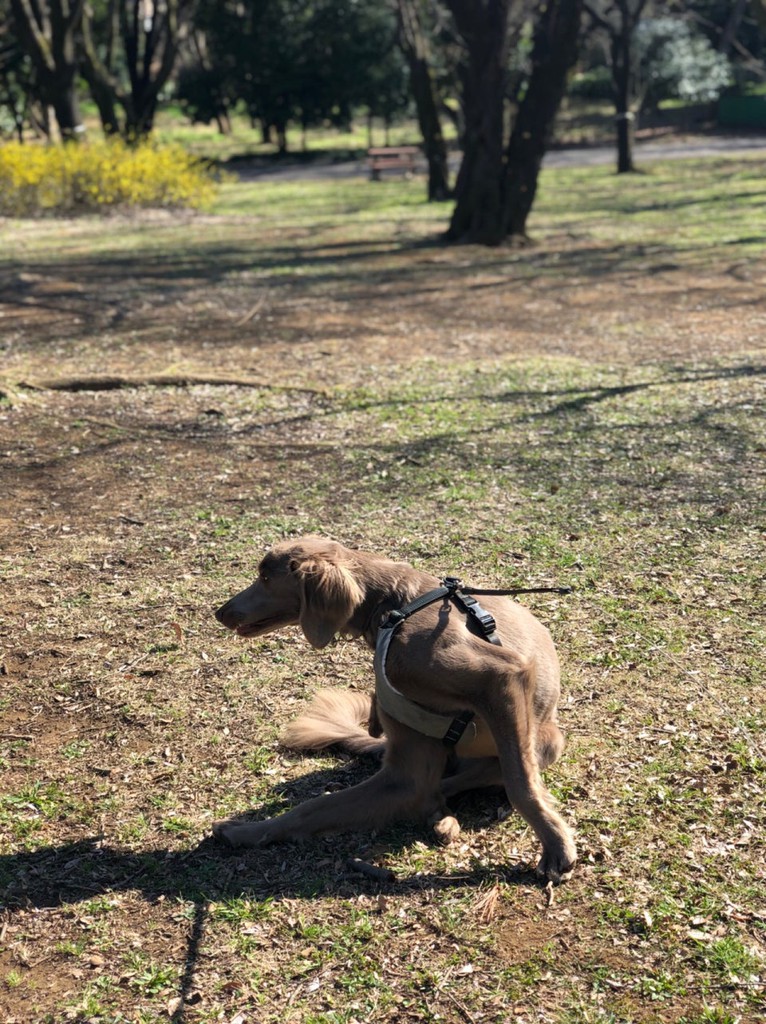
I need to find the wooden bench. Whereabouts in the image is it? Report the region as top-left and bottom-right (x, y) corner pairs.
(368, 146), (420, 181)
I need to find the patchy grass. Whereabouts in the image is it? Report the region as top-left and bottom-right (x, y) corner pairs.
(0, 154), (765, 1023)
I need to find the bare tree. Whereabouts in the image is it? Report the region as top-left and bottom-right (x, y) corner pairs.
(1, 6), (34, 140)
(443, 0), (519, 243)
(9, 0), (86, 139)
(503, 0), (584, 239)
(584, 0), (650, 174)
(396, 0), (450, 200)
(79, 0), (191, 138)
(720, 0), (749, 55)
(751, 0), (766, 38)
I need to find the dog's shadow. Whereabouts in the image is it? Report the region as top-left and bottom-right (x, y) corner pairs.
(2, 759), (534, 910)
(1, 761), (541, 1021)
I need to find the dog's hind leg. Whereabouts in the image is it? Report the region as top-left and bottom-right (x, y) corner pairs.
(479, 667), (576, 884)
(214, 767), (416, 848)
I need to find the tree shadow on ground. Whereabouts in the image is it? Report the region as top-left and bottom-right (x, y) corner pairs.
(2, 229), (756, 351)
(5, 362), (763, 534)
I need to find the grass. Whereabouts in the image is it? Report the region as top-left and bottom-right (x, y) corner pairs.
(0, 148), (765, 1023)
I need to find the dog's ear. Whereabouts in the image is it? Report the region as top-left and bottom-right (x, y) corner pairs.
(293, 555), (364, 649)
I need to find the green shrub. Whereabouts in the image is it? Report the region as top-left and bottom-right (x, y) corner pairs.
(0, 139), (219, 216)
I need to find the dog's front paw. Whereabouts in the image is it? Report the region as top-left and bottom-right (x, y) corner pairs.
(213, 818), (280, 848)
(431, 814), (461, 846)
(535, 839), (577, 885)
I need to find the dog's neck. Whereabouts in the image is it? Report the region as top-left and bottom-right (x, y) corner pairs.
(345, 558), (438, 647)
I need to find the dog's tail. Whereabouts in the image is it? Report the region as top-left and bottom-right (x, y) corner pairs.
(280, 689), (386, 758)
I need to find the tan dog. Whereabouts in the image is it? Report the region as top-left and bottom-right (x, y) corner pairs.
(214, 537), (576, 882)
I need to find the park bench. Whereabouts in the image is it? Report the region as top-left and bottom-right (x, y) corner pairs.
(368, 146), (420, 181)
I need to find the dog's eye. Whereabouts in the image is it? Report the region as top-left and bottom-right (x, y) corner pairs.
(259, 573), (269, 584)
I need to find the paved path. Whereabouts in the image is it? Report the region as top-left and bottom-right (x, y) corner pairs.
(235, 133), (766, 182)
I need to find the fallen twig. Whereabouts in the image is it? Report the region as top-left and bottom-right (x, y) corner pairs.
(472, 883), (501, 924)
(235, 293), (268, 326)
(442, 987), (479, 1024)
(16, 373), (325, 396)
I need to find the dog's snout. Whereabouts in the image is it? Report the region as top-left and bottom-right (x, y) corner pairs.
(215, 599), (240, 628)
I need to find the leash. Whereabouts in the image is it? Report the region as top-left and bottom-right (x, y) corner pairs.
(374, 576), (572, 748)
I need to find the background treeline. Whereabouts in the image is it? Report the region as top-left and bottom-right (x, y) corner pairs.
(1, 1), (764, 239)
(2, 1), (762, 147)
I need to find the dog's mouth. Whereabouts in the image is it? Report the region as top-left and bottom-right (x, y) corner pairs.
(234, 622), (269, 637)
(232, 616), (293, 638)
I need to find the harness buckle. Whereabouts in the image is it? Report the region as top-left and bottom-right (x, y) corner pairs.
(441, 576), (463, 592)
(383, 608), (406, 627)
(475, 609), (498, 635)
(451, 591), (501, 645)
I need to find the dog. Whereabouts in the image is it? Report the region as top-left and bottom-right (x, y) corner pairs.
(214, 536), (576, 882)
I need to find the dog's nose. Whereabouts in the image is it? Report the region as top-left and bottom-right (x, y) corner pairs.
(215, 601), (237, 627)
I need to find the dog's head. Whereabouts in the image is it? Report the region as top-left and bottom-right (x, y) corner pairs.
(215, 536), (365, 649)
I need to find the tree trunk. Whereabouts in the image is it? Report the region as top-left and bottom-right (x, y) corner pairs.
(214, 109), (231, 135)
(80, 65), (122, 134)
(752, 0), (766, 37)
(121, 0), (181, 139)
(503, 0), (584, 239)
(585, 0), (648, 174)
(29, 100), (53, 139)
(396, 0), (450, 201)
(719, 0), (748, 54)
(50, 85), (83, 138)
(445, 0), (515, 243)
(612, 30), (635, 174)
(10, 0), (85, 140)
(79, 5), (123, 135)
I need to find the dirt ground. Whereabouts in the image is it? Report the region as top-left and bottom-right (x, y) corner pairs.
(1, 162), (765, 1024)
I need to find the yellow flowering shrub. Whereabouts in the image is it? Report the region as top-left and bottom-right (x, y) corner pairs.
(0, 139), (219, 216)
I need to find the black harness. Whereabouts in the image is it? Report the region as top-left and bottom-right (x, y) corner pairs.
(373, 577), (571, 748)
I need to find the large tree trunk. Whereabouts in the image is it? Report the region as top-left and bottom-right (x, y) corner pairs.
(396, 0), (450, 202)
(503, 0), (584, 239)
(749, 0), (766, 41)
(10, 0), (85, 140)
(445, 0), (515, 244)
(49, 82), (82, 137)
(79, 63), (121, 135)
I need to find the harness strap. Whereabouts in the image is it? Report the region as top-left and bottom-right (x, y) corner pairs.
(373, 578), (485, 747)
(373, 621), (477, 747)
(373, 575), (571, 748)
(461, 585), (573, 597)
(382, 583), (451, 626)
